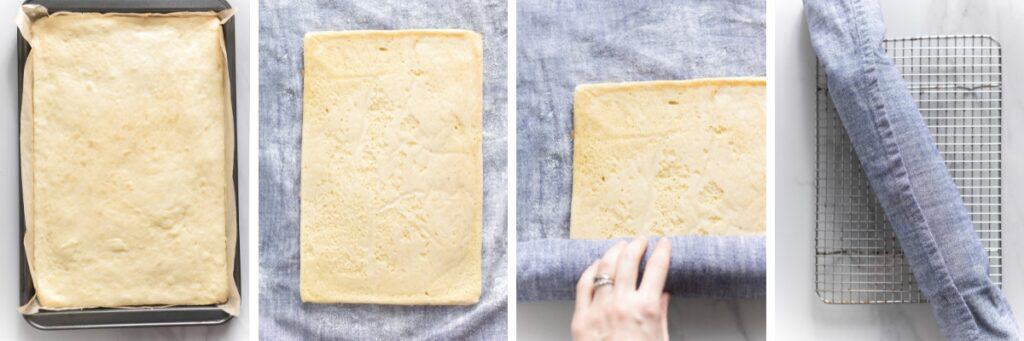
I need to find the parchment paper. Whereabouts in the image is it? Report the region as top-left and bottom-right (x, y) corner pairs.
(258, 0), (507, 339)
(16, 6), (240, 315)
(516, 0), (766, 300)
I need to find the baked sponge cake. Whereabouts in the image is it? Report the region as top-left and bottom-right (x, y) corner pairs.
(300, 30), (483, 305)
(569, 78), (766, 239)
(26, 13), (232, 308)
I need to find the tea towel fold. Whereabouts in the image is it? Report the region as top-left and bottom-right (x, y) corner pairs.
(517, 236), (766, 302)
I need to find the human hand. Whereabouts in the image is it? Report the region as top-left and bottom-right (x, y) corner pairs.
(571, 237), (673, 341)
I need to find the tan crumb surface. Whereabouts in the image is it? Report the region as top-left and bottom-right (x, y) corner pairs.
(300, 30), (483, 305)
(570, 78), (766, 239)
(29, 13), (230, 308)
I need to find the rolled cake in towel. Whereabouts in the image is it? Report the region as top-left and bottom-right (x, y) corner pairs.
(517, 236), (765, 302)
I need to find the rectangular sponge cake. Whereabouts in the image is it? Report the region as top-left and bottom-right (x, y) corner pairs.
(28, 13), (231, 308)
(570, 78), (766, 239)
(300, 30), (483, 305)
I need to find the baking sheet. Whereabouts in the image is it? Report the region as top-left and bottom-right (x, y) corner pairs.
(15, 0), (241, 328)
(258, 0), (507, 339)
(516, 0), (766, 299)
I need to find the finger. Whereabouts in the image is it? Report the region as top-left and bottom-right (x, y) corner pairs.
(660, 293), (671, 341)
(594, 241), (626, 300)
(640, 237), (672, 296)
(614, 236), (649, 295)
(575, 261), (599, 310)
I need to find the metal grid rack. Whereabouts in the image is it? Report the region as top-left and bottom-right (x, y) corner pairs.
(815, 35), (1003, 304)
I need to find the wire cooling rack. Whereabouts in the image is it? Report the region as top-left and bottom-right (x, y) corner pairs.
(815, 35), (1003, 304)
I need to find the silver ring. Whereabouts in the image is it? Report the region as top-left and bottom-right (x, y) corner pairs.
(593, 275), (614, 289)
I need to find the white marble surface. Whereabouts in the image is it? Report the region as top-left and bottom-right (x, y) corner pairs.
(0, 1), (251, 340)
(776, 0), (1024, 339)
(519, 299), (766, 340)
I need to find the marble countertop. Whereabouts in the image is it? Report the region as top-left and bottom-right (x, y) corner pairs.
(519, 299), (765, 340)
(776, 0), (1024, 339)
(0, 2), (251, 340)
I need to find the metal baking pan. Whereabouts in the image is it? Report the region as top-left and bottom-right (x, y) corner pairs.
(16, 0), (240, 330)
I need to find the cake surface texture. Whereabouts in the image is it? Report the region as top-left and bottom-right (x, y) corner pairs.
(570, 78), (766, 239)
(28, 13), (231, 308)
(300, 30), (483, 305)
